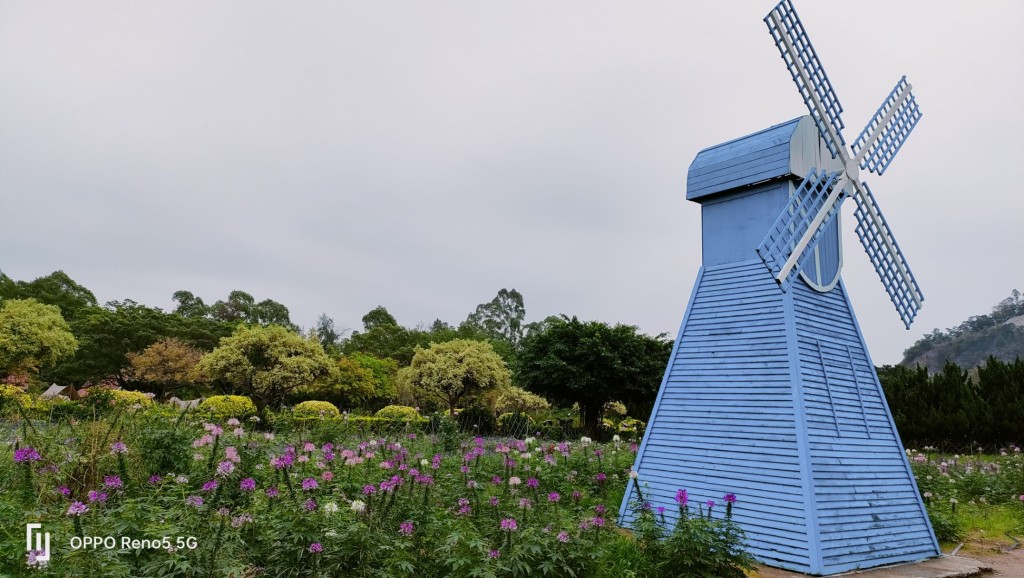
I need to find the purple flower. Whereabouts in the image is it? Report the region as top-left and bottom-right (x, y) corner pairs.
(557, 531), (570, 543)
(594, 504), (606, 515)
(216, 461), (235, 477)
(265, 487), (280, 498)
(13, 447), (41, 463)
(657, 506), (667, 515)
(57, 485), (71, 496)
(103, 475), (123, 489)
(491, 476), (503, 485)
(66, 501), (89, 516)
(148, 475), (162, 485)
(706, 500), (716, 510)
(185, 495), (204, 509)
(304, 499), (317, 511)
(202, 479), (219, 492)
(488, 549), (500, 559)
(675, 489), (688, 506)
(240, 478), (256, 491)
(595, 472), (607, 483)
(399, 521), (414, 536)
(500, 518), (518, 532)
(110, 441), (128, 455)
(519, 498), (532, 509)
(526, 477), (539, 489)
(592, 516), (606, 528)
(309, 542), (323, 553)
(489, 496), (500, 507)
(87, 490), (107, 503)
(723, 493), (737, 504)
(362, 484), (376, 496)
(302, 478), (319, 491)
(548, 492), (561, 503)
(572, 490), (582, 502)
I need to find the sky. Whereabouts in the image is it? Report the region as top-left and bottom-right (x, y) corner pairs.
(1, 1), (1022, 364)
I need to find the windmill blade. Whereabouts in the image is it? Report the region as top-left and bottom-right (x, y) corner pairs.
(757, 169), (846, 291)
(851, 76), (922, 175)
(765, 0), (847, 159)
(851, 181), (924, 328)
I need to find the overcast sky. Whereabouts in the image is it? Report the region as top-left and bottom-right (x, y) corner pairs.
(1, 1), (1022, 364)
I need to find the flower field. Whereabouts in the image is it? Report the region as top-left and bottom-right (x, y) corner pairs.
(2, 404), (751, 577)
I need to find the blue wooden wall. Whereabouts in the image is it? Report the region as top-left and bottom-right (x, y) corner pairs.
(621, 116), (939, 575)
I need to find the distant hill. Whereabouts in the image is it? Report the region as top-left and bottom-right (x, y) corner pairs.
(901, 290), (1024, 372)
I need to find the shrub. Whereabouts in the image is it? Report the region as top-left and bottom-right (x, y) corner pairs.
(927, 508), (963, 543)
(455, 405), (496, 435)
(293, 400), (340, 419)
(374, 405), (420, 421)
(0, 384), (30, 417)
(495, 386), (550, 414)
(109, 389), (154, 407)
(198, 395), (256, 420)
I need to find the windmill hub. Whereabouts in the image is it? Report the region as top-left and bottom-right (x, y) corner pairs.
(845, 158), (859, 181)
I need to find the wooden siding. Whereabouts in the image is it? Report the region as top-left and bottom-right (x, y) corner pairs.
(622, 264), (938, 574)
(686, 119), (801, 201)
(793, 279), (938, 573)
(622, 260), (812, 570)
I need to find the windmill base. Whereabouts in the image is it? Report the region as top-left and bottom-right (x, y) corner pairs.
(619, 260), (940, 576)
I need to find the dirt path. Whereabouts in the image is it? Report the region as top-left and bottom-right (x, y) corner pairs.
(956, 540), (1024, 577)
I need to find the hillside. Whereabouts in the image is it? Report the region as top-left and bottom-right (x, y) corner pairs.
(901, 290), (1024, 372)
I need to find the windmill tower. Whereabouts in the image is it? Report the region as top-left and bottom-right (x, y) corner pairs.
(619, 2), (939, 574)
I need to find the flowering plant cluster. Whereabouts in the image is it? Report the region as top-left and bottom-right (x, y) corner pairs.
(1, 407), (752, 577)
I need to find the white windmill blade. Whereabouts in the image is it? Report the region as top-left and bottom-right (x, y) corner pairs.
(850, 181), (924, 329)
(765, 0), (847, 159)
(851, 76), (923, 176)
(757, 169), (847, 291)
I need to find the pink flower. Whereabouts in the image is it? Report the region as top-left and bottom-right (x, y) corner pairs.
(302, 478), (319, 491)
(399, 521), (414, 535)
(592, 516), (606, 528)
(500, 518), (518, 532)
(103, 475), (123, 489)
(202, 479), (219, 492)
(321, 471), (333, 482)
(595, 473), (607, 483)
(240, 478), (256, 491)
(548, 492), (561, 503)
(556, 531), (570, 543)
(66, 501), (89, 516)
(675, 489), (688, 506)
(723, 493), (737, 504)
(308, 542), (322, 553)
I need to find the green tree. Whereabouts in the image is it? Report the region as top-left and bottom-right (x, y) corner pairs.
(462, 288), (526, 349)
(515, 316), (671, 435)
(210, 290), (256, 323)
(172, 290), (209, 318)
(343, 306), (429, 365)
(315, 313), (344, 355)
(0, 299), (78, 375)
(0, 270), (97, 321)
(396, 339), (511, 416)
(196, 325), (337, 414)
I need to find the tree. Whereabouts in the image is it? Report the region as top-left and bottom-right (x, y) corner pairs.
(0, 270), (98, 321)
(396, 339), (511, 416)
(210, 290), (256, 323)
(362, 306), (398, 331)
(463, 289), (526, 349)
(126, 338), (205, 400)
(0, 299), (78, 375)
(250, 299), (295, 329)
(515, 316), (671, 435)
(172, 290), (209, 318)
(343, 306), (430, 365)
(315, 313), (344, 355)
(196, 325), (337, 414)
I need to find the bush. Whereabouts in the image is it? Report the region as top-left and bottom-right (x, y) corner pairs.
(495, 386), (550, 414)
(927, 508), (963, 543)
(293, 400), (340, 419)
(0, 384), (30, 417)
(455, 405), (496, 435)
(109, 389), (154, 407)
(198, 395), (256, 420)
(374, 405), (420, 421)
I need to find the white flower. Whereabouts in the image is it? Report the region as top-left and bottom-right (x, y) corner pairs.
(524, 437), (536, 445)
(264, 432), (275, 441)
(612, 435), (621, 443)
(580, 437), (592, 446)
(509, 476), (521, 486)
(350, 500), (366, 513)
(629, 470), (638, 479)
(421, 459), (429, 467)
(176, 475), (189, 484)
(249, 416), (261, 422)
(323, 502), (339, 513)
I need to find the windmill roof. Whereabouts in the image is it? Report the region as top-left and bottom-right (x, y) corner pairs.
(686, 115), (840, 201)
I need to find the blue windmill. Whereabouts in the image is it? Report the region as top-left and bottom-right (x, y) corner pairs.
(620, 2), (938, 574)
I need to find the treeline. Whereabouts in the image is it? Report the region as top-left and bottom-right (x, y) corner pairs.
(879, 357), (1024, 447)
(0, 270), (671, 434)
